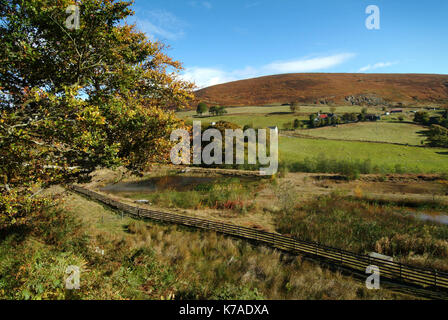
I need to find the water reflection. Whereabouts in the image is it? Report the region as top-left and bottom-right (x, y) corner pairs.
(412, 213), (448, 225)
(101, 176), (217, 193)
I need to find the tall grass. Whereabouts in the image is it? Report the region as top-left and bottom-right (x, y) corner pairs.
(0, 192), (412, 300)
(279, 155), (410, 179)
(274, 193), (448, 271)
(125, 220), (408, 300)
(124, 177), (261, 213)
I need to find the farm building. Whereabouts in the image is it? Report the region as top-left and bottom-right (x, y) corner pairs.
(313, 113), (338, 122)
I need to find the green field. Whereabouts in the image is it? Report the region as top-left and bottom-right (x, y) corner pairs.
(279, 136), (448, 173)
(177, 105), (393, 129)
(177, 105), (387, 117)
(299, 122), (427, 146)
(178, 105), (448, 174)
(177, 105), (432, 129)
(183, 114), (309, 129)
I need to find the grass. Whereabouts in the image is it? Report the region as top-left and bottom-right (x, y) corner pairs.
(110, 177), (262, 212)
(0, 188), (412, 300)
(177, 105), (390, 129)
(299, 122), (427, 146)
(0, 196), (180, 300)
(279, 136), (448, 174)
(177, 105), (433, 129)
(177, 104), (448, 174)
(183, 114), (308, 129)
(273, 191), (448, 271)
(177, 105), (398, 118)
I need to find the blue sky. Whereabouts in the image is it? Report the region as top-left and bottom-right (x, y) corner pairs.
(130, 0), (448, 88)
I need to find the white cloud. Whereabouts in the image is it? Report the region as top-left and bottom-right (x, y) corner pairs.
(202, 2), (212, 9)
(132, 10), (186, 41)
(181, 53), (356, 88)
(265, 53), (356, 73)
(245, 2), (261, 9)
(358, 61), (397, 72)
(188, 1), (213, 9)
(181, 68), (235, 88)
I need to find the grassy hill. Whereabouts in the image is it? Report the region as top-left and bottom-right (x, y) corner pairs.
(195, 73), (448, 107)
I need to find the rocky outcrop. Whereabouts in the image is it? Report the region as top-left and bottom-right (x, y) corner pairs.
(345, 94), (386, 106)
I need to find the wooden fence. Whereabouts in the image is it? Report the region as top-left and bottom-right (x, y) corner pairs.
(69, 185), (448, 293)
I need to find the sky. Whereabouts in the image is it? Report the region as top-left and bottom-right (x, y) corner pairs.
(129, 0), (448, 88)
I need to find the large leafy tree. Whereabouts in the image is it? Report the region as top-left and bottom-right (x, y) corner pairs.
(427, 125), (448, 148)
(0, 0), (195, 228)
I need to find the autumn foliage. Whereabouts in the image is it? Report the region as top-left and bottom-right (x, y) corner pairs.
(0, 0), (194, 228)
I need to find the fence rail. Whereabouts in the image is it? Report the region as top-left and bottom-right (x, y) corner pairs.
(69, 185), (448, 292)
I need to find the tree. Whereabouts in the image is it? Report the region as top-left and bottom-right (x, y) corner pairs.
(0, 0), (194, 228)
(197, 102), (208, 116)
(427, 125), (448, 148)
(217, 106), (227, 116)
(290, 101), (300, 113)
(209, 106), (218, 116)
(282, 122), (293, 130)
(293, 119), (300, 129)
(309, 114), (317, 128)
(243, 124), (253, 131)
(414, 111), (430, 125)
(358, 113), (366, 122)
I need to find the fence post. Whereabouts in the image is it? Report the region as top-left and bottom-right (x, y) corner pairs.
(434, 269), (437, 287)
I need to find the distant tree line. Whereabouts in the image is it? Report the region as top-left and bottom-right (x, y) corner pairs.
(426, 125), (448, 148)
(414, 110), (448, 127)
(196, 102), (228, 116)
(209, 105), (228, 116)
(308, 108), (378, 128)
(414, 110), (448, 148)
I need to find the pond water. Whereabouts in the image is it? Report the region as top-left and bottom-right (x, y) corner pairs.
(412, 213), (448, 225)
(101, 176), (218, 193)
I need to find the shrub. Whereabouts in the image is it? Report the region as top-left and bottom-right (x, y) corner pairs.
(283, 156), (382, 179)
(197, 102), (208, 115)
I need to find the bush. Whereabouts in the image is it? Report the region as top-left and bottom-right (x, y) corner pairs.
(197, 102), (208, 115)
(284, 156), (382, 179)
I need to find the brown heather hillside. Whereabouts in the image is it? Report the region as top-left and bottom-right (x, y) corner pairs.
(195, 73), (448, 107)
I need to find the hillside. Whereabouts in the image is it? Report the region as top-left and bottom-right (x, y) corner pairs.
(195, 73), (448, 107)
